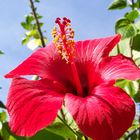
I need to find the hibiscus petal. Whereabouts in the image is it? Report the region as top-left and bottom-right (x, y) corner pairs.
(5, 43), (57, 78)
(100, 54), (140, 81)
(7, 77), (64, 136)
(65, 84), (135, 140)
(5, 43), (76, 91)
(75, 34), (121, 64)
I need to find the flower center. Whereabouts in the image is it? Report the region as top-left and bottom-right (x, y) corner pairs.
(52, 17), (83, 96)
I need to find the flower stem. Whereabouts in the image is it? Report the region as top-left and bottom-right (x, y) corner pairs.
(57, 115), (82, 139)
(29, 0), (46, 47)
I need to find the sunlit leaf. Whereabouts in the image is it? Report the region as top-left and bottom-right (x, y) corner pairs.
(22, 37), (30, 45)
(0, 123), (25, 140)
(116, 18), (131, 27)
(27, 38), (47, 50)
(119, 38), (131, 57)
(115, 79), (138, 98)
(58, 107), (79, 131)
(117, 24), (136, 39)
(46, 121), (76, 139)
(108, 0), (127, 10)
(125, 10), (139, 22)
(1, 123), (10, 140)
(26, 15), (35, 24)
(21, 22), (32, 30)
(110, 38), (131, 57)
(25, 30), (39, 38)
(27, 39), (40, 50)
(0, 111), (6, 122)
(115, 18), (137, 39)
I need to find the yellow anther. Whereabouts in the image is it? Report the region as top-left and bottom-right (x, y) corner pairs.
(57, 45), (62, 49)
(52, 18), (76, 63)
(52, 27), (57, 35)
(62, 35), (66, 40)
(54, 35), (60, 44)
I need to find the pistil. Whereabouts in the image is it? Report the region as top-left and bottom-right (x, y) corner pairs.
(52, 17), (83, 96)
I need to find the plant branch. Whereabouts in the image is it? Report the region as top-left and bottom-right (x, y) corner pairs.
(29, 0), (46, 47)
(125, 125), (140, 140)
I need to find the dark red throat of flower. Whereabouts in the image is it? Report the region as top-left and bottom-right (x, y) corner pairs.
(52, 17), (83, 96)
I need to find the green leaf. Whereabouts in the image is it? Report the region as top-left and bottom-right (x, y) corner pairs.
(1, 123), (10, 140)
(115, 79), (138, 98)
(132, 34), (140, 51)
(1, 122), (26, 140)
(25, 30), (39, 38)
(26, 15), (34, 24)
(35, 0), (40, 2)
(115, 18), (131, 28)
(130, 133), (138, 140)
(125, 10), (139, 22)
(0, 50), (4, 55)
(0, 101), (6, 109)
(21, 22), (32, 30)
(110, 38), (131, 57)
(36, 13), (43, 19)
(118, 38), (131, 57)
(108, 0), (127, 10)
(117, 24), (136, 39)
(135, 20), (140, 28)
(27, 39), (39, 50)
(46, 122), (76, 139)
(29, 129), (65, 140)
(39, 22), (44, 27)
(22, 37), (30, 45)
(0, 111), (6, 122)
(58, 106), (79, 131)
(1, 122), (65, 140)
(133, 50), (140, 65)
(27, 38), (47, 50)
(137, 0), (140, 8)
(115, 18), (137, 39)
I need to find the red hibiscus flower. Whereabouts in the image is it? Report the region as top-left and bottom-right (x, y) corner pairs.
(5, 18), (140, 140)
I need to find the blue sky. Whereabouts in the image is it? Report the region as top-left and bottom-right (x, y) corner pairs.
(0, 0), (128, 103)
